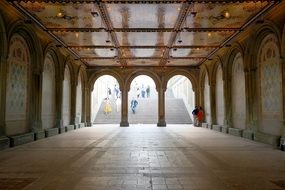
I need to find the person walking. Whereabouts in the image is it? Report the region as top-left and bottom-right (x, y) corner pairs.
(130, 97), (138, 114)
(103, 97), (112, 115)
(146, 85), (150, 98)
(192, 106), (199, 126)
(197, 106), (203, 127)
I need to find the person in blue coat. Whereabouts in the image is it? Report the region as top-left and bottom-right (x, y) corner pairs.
(130, 97), (138, 114)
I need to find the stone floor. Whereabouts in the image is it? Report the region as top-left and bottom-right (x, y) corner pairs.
(0, 125), (285, 190)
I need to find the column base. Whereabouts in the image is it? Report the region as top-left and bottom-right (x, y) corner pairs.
(157, 121), (166, 127)
(280, 137), (285, 151)
(120, 121), (129, 127)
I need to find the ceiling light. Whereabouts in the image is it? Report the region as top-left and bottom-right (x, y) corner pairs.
(178, 39), (183, 43)
(91, 11), (99, 17)
(224, 11), (230, 19)
(110, 48), (114, 51)
(173, 48), (177, 51)
(75, 33), (79, 38)
(57, 12), (63, 18)
(207, 32), (212, 37)
(190, 11), (197, 17)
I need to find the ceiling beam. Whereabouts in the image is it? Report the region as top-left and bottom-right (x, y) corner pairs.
(69, 45), (219, 49)
(81, 57), (206, 60)
(159, 3), (190, 66)
(47, 27), (240, 32)
(9, 0), (275, 3)
(97, 2), (126, 67)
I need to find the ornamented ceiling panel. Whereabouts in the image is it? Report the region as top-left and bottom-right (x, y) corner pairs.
(11, 0), (276, 68)
(53, 31), (113, 46)
(107, 4), (182, 28)
(167, 58), (203, 66)
(127, 59), (160, 66)
(116, 32), (171, 46)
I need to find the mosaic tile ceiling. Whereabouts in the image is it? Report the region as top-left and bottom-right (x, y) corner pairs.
(10, 0), (276, 67)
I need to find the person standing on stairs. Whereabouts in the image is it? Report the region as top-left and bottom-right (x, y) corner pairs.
(192, 106), (199, 126)
(146, 85), (150, 98)
(131, 97), (138, 114)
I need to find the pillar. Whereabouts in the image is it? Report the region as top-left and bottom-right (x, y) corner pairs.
(223, 70), (232, 128)
(280, 57), (285, 147)
(157, 87), (166, 127)
(120, 87), (129, 127)
(209, 82), (216, 125)
(0, 56), (5, 136)
(70, 81), (77, 125)
(85, 86), (92, 126)
(55, 73), (64, 128)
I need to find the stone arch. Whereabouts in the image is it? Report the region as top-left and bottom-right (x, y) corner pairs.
(41, 51), (56, 129)
(251, 21), (282, 70)
(212, 58), (225, 125)
(0, 13), (7, 60)
(199, 64), (211, 123)
(5, 33), (31, 135)
(89, 69), (123, 91)
(164, 69), (198, 91)
(8, 21), (43, 74)
(225, 43), (246, 129)
(255, 30), (283, 136)
(125, 69), (161, 92)
(62, 60), (73, 127)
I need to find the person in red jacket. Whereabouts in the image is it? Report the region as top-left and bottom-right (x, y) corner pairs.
(197, 106), (203, 126)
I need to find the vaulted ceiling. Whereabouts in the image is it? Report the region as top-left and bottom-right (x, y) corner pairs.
(10, 0), (276, 67)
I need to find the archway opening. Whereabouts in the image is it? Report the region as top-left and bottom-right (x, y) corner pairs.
(128, 75), (157, 124)
(91, 75), (121, 124)
(166, 75), (194, 124)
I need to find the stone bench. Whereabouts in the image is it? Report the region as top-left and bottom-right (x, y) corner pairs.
(242, 130), (254, 140)
(254, 132), (280, 147)
(9, 132), (34, 147)
(74, 124), (79, 130)
(202, 123), (208, 128)
(0, 136), (10, 150)
(221, 126), (228, 134)
(79, 123), (85, 128)
(34, 130), (45, 140)
(45, 128), (59, 137)
(229, 128), (243, 137)
(212, 125), (222, 132)
(59, 127), (66, 134)
(65, 125), (75, 132)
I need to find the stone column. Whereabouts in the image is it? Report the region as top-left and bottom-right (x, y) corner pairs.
(0, 56), (9, 149)
(193, 87), (198, 106)
(30, 71), (42, 132)
(81, 84), (86, 124)
(70, 81), (77, 125)
(85, 86), (92, 126)
(223, 71), (232, 128)
(55, 73), (64, 128)
(280, 57), (285, 148)
(209, 82), (216, 125)
(0, 56), (5, 136)
(157, 87), (166, 127)
(120, 87), (129, 127)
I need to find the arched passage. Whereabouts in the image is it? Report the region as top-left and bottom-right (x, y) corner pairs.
(165, 75), (194, 124)
(91, 75), (121, 124)
(128, 75), (157, 124)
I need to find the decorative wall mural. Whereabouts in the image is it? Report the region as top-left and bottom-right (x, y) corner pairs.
(258, 34), (282, 135)
(215, 64), (224, 125)
(204, 73), (211, 123)
(41, 53), (56, 129)
(76, 73), (82, 124)
(232, 52), (246, 129)
(62, 66), (71, 127)
(5, 34), (30, 135)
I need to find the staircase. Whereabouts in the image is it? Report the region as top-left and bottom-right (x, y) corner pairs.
(94, 89), (192, 124)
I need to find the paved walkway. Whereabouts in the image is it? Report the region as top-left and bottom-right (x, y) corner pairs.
(0, 125), (285, 190)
